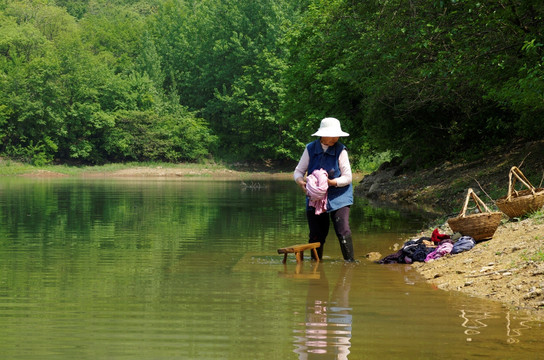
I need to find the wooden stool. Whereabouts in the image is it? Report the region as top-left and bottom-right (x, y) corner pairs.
(277, 243), (320, 264)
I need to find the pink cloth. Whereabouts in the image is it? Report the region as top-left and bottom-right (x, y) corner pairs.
(425, 242), (453, 262)
(306, 169), (329, 215)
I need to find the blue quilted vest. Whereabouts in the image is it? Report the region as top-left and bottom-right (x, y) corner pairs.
(306, 139), (353, 212)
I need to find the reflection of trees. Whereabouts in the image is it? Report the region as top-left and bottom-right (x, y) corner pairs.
(0, 180), (304, 300)
(0, 180), (221, 249)
(0, 180), (303, 251)
(0, 180), (226, 297)
(350, 199), (426, 234)
(294, 264), (354, 359)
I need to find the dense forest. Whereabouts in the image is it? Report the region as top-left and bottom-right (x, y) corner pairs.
(1, 0), (543, 168)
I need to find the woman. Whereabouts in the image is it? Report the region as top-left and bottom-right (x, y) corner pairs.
(294, 117), (355, 262)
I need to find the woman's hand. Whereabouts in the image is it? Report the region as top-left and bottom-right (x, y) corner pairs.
(327, 178), (337, 187)
(296, 177), (307, 193)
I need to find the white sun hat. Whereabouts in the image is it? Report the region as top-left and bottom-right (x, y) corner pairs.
(311, 117), (349, 137)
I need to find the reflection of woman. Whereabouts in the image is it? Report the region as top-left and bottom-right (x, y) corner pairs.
(294, 263), (353, 359)
(294, 118), (354, 261)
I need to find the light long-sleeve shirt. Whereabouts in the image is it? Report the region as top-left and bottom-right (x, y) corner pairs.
(294, 143), (352, 187)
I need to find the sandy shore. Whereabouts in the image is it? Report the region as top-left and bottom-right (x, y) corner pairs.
(392, 217), (544, 319)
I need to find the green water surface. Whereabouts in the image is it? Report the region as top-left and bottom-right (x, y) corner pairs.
(0, 178), (542, 359)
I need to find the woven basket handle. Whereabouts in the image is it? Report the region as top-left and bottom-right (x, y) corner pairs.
(507, 166), (536, 200)
(458, 188), (491, 217)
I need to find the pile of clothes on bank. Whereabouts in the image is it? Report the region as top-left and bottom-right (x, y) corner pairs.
(377, 228), (476, 264)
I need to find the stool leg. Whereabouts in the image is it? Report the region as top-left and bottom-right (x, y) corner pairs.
(312, 248), (319, 262)
(283, 253), (288, 264)
(295, 262), (302, 274)
(295, 251), (302, 263)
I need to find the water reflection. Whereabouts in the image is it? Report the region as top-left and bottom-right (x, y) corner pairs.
(459, 309), (496, 338)
(458, 308), (537, 344)
(279, 262), (321, 280)
(293, 263), (354, 359)
(505, 311), (533, 344)
(2, 179), (544, 359)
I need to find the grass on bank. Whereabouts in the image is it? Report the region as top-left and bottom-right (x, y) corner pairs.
(1, 146), (392, 177)
(530, 208), (544, 224)
(0, 159), (230, 177)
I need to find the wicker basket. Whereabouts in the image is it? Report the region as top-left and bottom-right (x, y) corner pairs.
(495, 166), (544, 218)
(447, 188), (503, 241)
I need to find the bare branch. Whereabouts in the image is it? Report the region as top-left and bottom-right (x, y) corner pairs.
(472, 177), (495, 205)
(518, 152), (530, 169)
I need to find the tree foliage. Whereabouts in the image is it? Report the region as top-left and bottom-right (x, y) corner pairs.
(0, 0), (215, 164)
(284, 0), (544, 165)
(0, 0), (543, 167)
(152, 0), (296, 160)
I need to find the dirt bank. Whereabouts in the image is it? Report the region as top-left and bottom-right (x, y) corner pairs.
(357, 140), (544, 317)
(16, 164), (295, 181)
(356, 140), (544, 213)
(79, 166), (293, 180)
(408, 218), (544, 318)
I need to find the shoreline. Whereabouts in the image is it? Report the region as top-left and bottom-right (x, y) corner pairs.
(405, 217), (544, 320)
(356, 140), (544, 318)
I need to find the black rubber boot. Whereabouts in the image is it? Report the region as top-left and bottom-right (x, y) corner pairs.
(339, 235), (354, 262)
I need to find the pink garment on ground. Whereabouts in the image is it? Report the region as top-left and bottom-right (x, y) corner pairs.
(306, 169), (329, 215)
(425, 242), (453, 262)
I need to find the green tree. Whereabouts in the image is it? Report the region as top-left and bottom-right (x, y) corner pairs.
(0, 0), (215, 164)
(283, 0), (544, 165)
(3, 0), (543, 167)
(153, 0), (297, 160)
(281, 0), (372, 162)
(105, 107), (216, 162)
(0, 4), (64, 163)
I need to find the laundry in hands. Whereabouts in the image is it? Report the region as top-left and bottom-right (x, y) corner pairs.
(306, 168), (329, 215)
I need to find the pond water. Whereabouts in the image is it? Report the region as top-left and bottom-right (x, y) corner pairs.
(0, 178), (542, 359)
